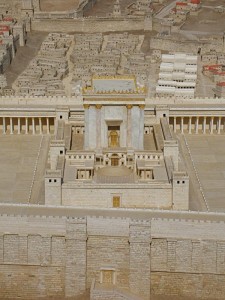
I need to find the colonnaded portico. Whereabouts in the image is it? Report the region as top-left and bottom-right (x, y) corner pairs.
(170, 116), (225, 134)
(0, 116), (55, 134)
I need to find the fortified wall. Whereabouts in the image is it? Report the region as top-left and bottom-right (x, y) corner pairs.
(31, 17), (146, 33)
(0, 205), (225, 299)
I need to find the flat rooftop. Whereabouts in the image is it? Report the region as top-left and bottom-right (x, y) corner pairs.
(184, 135), (225, 213)
(93, 78), (136, 92)
(40, 0), (80, 12)
(0, 135), (50, 205)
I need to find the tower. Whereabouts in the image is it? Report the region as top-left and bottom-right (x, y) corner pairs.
(144, 13), (153, 31)
(113, 0), (121, 17)
(21, 0), (34, 17)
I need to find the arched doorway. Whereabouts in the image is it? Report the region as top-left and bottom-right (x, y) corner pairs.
(111, 154), (119, 166)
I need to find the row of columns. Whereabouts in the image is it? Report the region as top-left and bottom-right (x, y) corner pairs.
(172, 116), (224, 134)
(0, 117), (54, 135)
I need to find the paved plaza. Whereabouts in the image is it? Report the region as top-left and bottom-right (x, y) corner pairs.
(185, 134), (225, 212)
(0, 135), (49, 204)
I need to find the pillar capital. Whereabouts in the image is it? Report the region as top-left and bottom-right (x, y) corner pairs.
(139, 104), (145, 110)
(126, 104), (133, 110)
(95, 104), (102, 109)
(83, 104), (90, 109)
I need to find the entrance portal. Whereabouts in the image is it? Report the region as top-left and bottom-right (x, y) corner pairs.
(108, 126), (120, 148)
(111, 154), (119, 166)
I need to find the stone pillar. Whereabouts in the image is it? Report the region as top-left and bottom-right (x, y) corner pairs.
(96, 105), (102, 149)
(127, 104), (132, 147)
(2, 117), (6, 134)
(65, 218), (87, 297)
(139, 105), (145, 150)
(18, 118), (21, 134)
(84, 104), (89, 150)
(210, 117), (214, 134)
(195, 117), (199, 134)
(188, 117), (192, 134)
(218, 117), (221, 134)
(25, 117), (28, 134)
(39, 117), (42, 134)
(129, 220), (151, 299)
(181, 117), (184, 134)
(203, 117), (206, 134)
(32, 118), (35, 135)
(10, 118), (13, 134)
(47, 117), (50, 134)
(173, 117), (176, 133)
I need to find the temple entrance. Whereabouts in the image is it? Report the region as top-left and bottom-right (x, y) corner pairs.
(108, 126), (120, 148)
(111, 154), (119, 166)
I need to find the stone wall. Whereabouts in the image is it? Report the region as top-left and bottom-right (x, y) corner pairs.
(31, 17), (145, 33)
(1, 95), (225, 108)
(62, 184), (172, 209)
(0, 205), (225, 299)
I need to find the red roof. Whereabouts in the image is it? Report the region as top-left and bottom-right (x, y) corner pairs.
(3, 17), (13, 21)
(176, 2), (188, 6)
(191, 0), (200, 4)
(203, 65), (222, 71)
(217, 82), (225, 87)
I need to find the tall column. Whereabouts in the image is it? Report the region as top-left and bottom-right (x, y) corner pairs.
(84, 104), (89, 150)
(181, 117), (184, 134)
(195, 117), (199, 134)
(127, 104), (132, 147)
(25, 117), (28, 134)
(188, 117), (192, 134)
(18, 118), (21, 134)
(2, 117), (6, 134)
(46, 117), (50, 134)
(10, 117), (13, 134)
(217, 117), (221, 134)
(139, 105), (145, 150)
(210, 117), (214, 134)
(39, 117), (42, 134)
(32, 118), (35, 135)
(174, 117), (176, 133)
(203, 117), (206, 134)
(96, 105), (102, 149)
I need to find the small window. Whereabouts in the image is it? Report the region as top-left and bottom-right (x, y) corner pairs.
(49, 179), (52, 183)
(54, 179), (57, 183)
(60, 115), (63, 119)
(177, 181), (180, 184)
(163, 114), (166, 117)
(60, 150), (63, 155)
(182, 181), (185, 184)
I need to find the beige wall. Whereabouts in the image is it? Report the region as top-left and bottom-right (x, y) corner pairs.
(0, 207), (225, 299)
(32, 18), (145, 33)
(62, 184), (172, 209)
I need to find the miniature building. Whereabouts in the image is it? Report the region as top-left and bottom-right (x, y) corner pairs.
(156, 53), (198, 97)
(45, 75), (189, 210)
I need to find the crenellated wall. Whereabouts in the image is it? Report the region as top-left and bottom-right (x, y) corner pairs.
(0, 205), (225, 299)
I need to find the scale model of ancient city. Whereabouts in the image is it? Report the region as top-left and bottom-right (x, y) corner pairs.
(0, 0), (225, 299)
